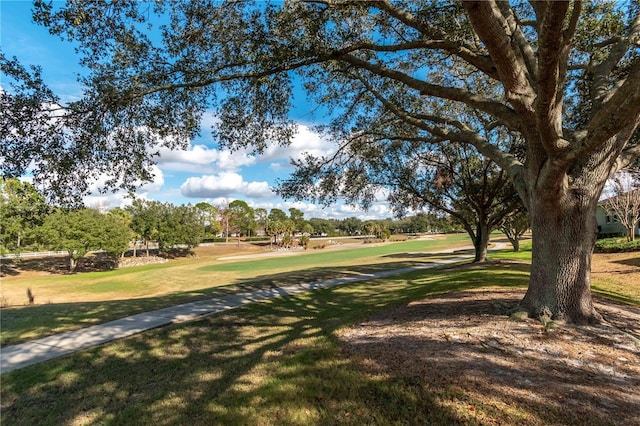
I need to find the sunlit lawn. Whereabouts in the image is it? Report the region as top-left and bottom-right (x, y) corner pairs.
(488, 239), (640, 305)
(2, 235), (639, 425)
(1, 234), (472, 346)
(1, 264), (534, 425)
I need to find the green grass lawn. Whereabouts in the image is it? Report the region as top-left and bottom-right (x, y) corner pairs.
(1, 263), (533, 425)
(0, 235), (472, 347)
(488, 239), (640, 305)
(203, 235), (471, 272)
(2, 236), (638, 425)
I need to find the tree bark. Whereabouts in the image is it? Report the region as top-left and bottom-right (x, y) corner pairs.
(69, 256), (78, 273)
(520, 188), (601, 324)
(465, 220), (491, 263)
(475, 223), (490, 263)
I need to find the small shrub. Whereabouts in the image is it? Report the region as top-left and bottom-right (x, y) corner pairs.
(363, 238), (386, 244)
(298, 235), (310, 249)
(594, 237), (640, 253)
(244, 237), (271, 242)
(207, 237), (232, 243)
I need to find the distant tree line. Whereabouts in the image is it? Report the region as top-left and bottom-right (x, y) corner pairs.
(0, 177), (482, 271)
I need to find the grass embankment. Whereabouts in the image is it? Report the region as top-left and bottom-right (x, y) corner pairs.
(2, 237), (638, 425)
(1, 234), (471, 347)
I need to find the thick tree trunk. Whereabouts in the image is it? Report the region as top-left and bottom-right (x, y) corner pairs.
(520, 190), (601, 324)
(466, 221), (490, 263)
(506, 235), (520, 252)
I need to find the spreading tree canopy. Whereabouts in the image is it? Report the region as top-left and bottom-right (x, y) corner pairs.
(38, 208), (127, 272)
(0, 177), (49, 252)
(228, 199), (256, 237)
(2, 0), (640, 322)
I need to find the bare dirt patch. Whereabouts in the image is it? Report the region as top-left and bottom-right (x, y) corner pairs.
(339, 289), (640, 425)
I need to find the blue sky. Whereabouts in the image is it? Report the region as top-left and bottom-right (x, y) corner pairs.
(1, 1), (393, 220)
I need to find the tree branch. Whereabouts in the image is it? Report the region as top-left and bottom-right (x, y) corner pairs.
(496, 1), (537, 84)
(535, 1), (571, 154)
(613, 138), (640, 174)
(351, 73), (526, 192)
(590, 7), (640, 108)
(370, 0), (501, 80)
(464, 1), (535, 114)
(579, 58), (640, 155)
(339, 53), (521, 129)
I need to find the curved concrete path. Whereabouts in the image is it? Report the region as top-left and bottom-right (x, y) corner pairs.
(1, 245), (505, 374)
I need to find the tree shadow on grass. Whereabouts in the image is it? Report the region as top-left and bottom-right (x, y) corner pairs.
(0, 256), (71, 276)
(0, 250), (200, 278)
(0, 255), (123, 276)
(382, 248), (475, 260)
(340, 289), (640, 426)
(612, 256), (640, 268)
(5, 265), (633, 424)
(0, 253), (473, 347)
(1, 265), (535, 425)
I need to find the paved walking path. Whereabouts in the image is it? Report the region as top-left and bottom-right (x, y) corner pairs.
(1, 245), (501, 374)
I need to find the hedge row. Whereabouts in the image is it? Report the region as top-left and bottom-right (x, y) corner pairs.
(202, 237), (271, 243)
(594, 237), (640, 253)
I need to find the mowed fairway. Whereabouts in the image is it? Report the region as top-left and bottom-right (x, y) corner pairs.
(1, 234), (471, 346)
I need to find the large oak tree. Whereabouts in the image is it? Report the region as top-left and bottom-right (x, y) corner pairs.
(2, 1), (640, 323)
(281, 134), (524, 262)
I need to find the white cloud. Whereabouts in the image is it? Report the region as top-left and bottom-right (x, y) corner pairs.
(206, 196), (239, 206)
(269, 162), (284, 171)
(154, 123), (331, 175)
(85, 165), (165, 194)
(180, 172), (274, 199)
(260, 124), (336, 166)
(245, 181), (272, 198)
(367, 203), (393, 218)
(181, 172), (242, 197)
(243, 198), (393, 221)
(157, 143), (256, 173)
(140, 166), (165, 193)
(200, 112), (218, 128)
(83, 165), (165, 209)
(216, 148), (257, 171)
(84, 193), (133, 212)
(158, 144), (220, 165)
